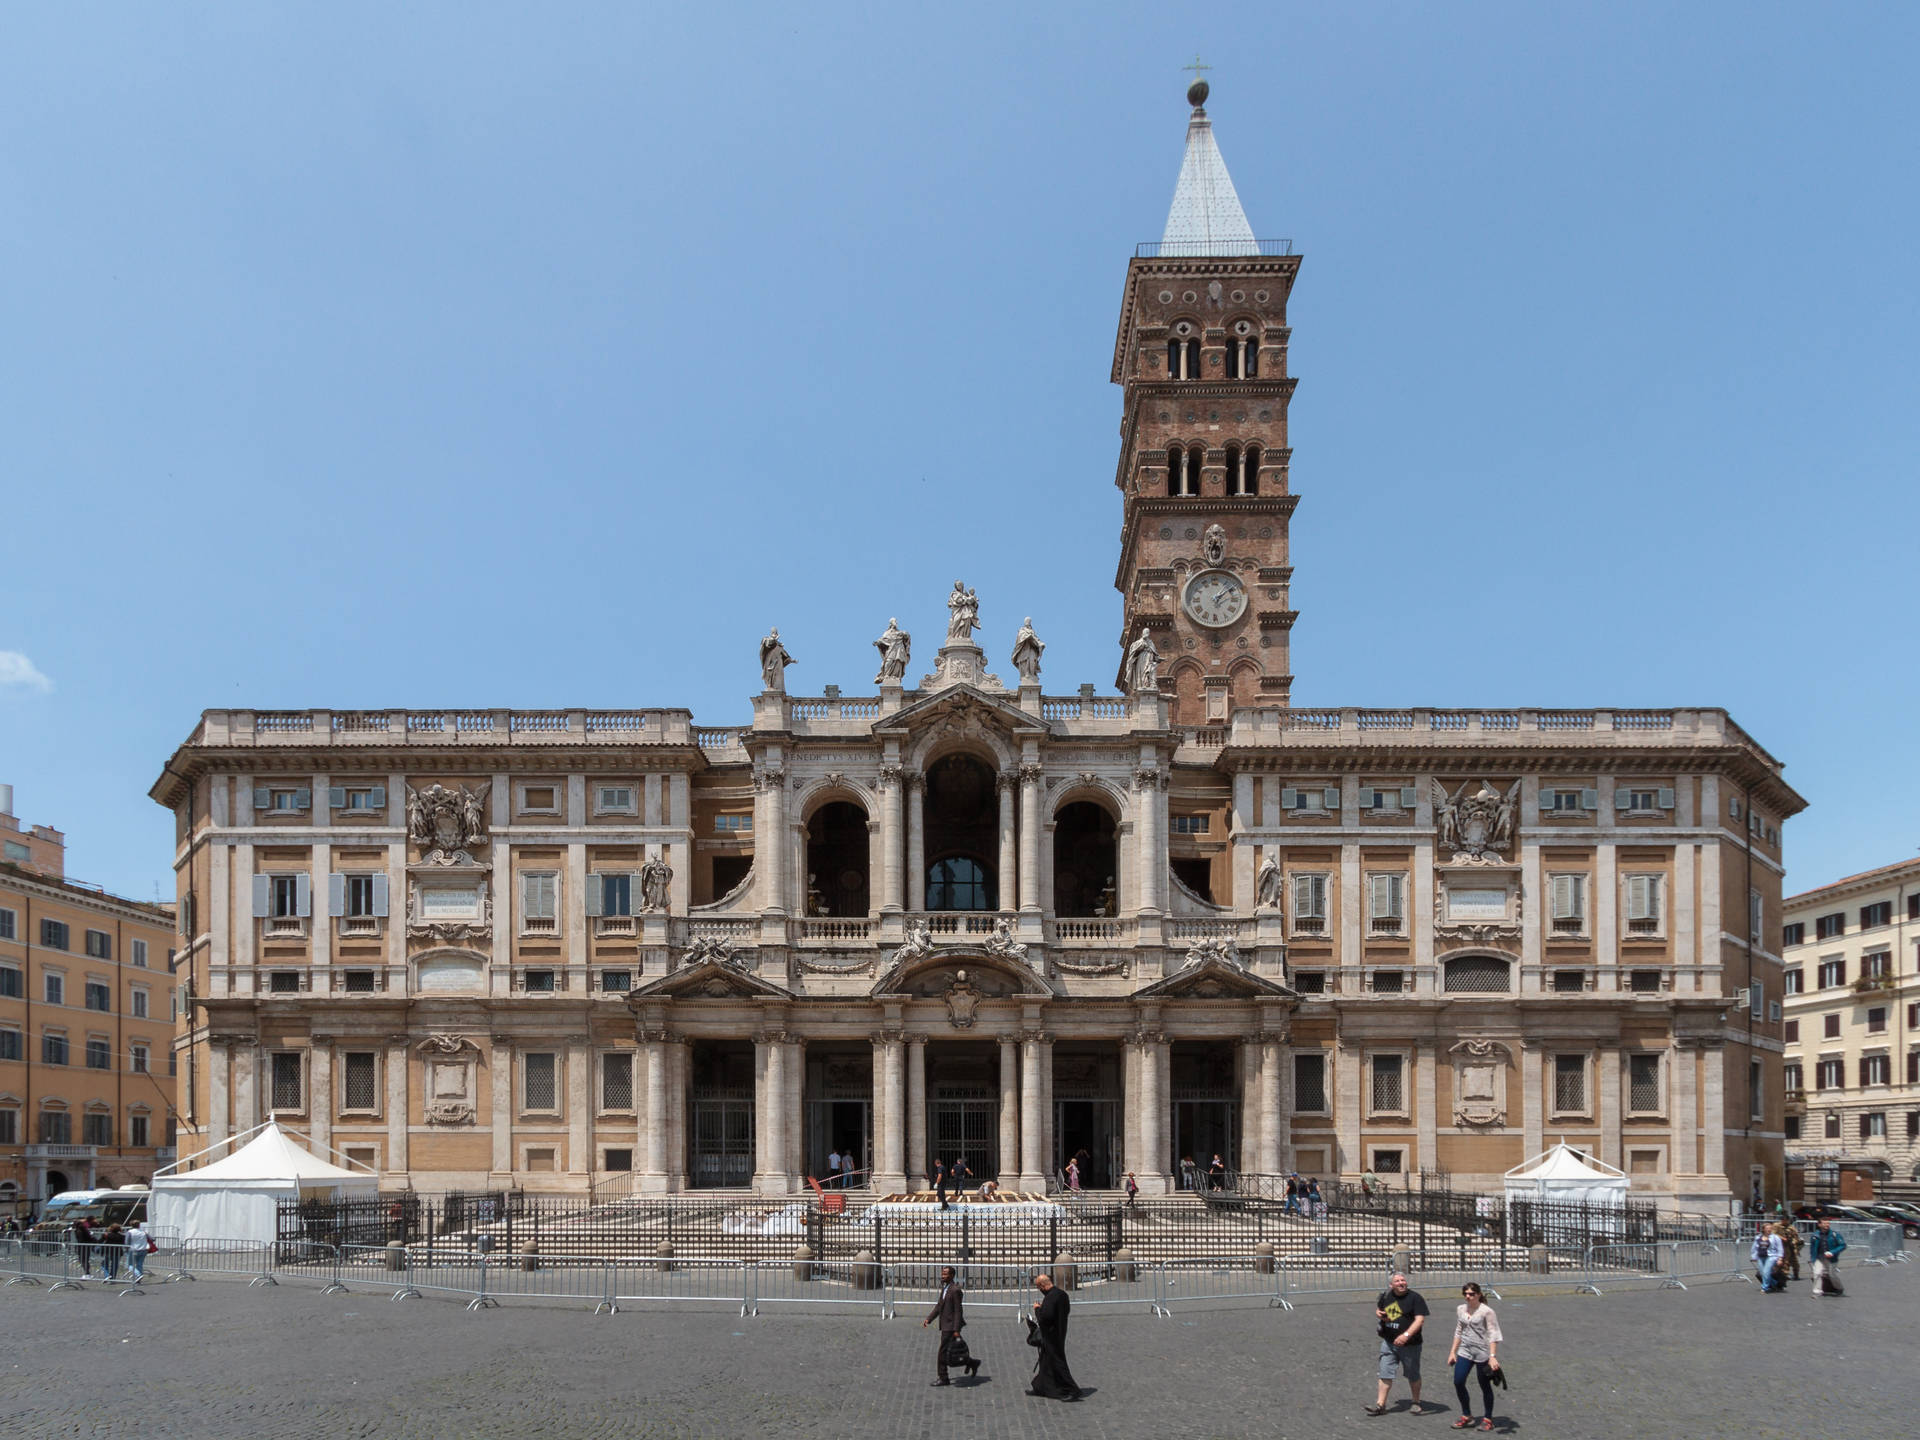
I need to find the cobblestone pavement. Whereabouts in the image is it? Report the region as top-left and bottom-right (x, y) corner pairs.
(0, 1265), (1912, 1439)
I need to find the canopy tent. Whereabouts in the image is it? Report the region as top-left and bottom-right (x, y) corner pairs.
(150, 1120), (379, 1245)
(1503, 1143), (1630, 1209)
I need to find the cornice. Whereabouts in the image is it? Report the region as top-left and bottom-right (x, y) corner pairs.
(1115, 497), (1301, 591)
(1111, 254), (1302, 384)
(0, 864), (176, 927)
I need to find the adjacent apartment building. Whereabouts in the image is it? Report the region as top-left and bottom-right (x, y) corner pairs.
(1782, 857), (1920, 1195)
(0, 784), (180, 1210)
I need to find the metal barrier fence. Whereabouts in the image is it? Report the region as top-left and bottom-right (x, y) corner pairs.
(610, 1257), (753, 1315)
(1825, 1221), (1906, 1267)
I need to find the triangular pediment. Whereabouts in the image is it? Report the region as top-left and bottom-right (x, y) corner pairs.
(1134, 956), (1292, 1000)
(628, 959), (792, 1002)
(875, 685), (1049, 741)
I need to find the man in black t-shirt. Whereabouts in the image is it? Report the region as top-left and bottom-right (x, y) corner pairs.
(1365, 1273), (1433, 1416)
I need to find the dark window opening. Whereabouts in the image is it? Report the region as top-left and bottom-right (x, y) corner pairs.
(804, 801), (871, 917)
(1053, 801), (1118, 917)
(922, 753), (1001, 910)
(1171, 858), (1214, 904)
(927, 856), (994, 912)
(710, 854), (752, 903)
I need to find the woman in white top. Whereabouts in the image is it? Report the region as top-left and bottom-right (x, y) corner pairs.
(1446, 1282), (1503, 1430)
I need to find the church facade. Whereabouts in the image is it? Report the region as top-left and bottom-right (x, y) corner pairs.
(153, 84), (1802, 1209)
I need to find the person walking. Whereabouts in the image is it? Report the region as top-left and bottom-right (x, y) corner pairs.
(1365, 1272), (1433, 1416)
(121, 1220), (150, 1283)
(1445, 1282), (1502, 1430)
(922, 1265), (976, 1384)
(1180, 1156), (1198, 1191)
(1751, 1223), (1785, 1293)
(1124, 1171), (1139, 1208)
(1778, 1216), (1803, 1282)
(1066, 1157), (1081, 1193)
(100, 1222), (125, 1281)
(1809, 1218), (1848, 1297)
(827, 1148), (842, 1191)
(1285, 1175), (1299, 1214)
(934, 1160), (951, 1210)
(952, 1157), (972, 1194)
(1208, 1154), (1226, 1192)
(70, 1216), (94, 1277)
(1308, 1177), (1325, 1218)
(1026, 1273), (1081, 1400)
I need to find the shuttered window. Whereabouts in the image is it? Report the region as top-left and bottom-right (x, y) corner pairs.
(1291, 873), (1327, 927)
(1550, 873), (1587, 932)
(1625, 874), (1662, 933)
(1367, 873), (1405, 932)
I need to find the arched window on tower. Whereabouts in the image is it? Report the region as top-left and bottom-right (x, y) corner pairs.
(1187, 445), (1204, 495)
(1239, 444), (1261, 496)
(1166, 444), (1184, 497)
(1166, 337), (1202, 380)
(1225, 326), (1260, 379)
(1224, 444), (1242, 496)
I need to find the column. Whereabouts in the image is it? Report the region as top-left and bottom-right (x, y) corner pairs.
(667, 1039), (690, 1190)
(309, 1045), (332, 1152)
(1595, 839), (1618, 988)
(755, 1034), (786, 1191)
(1416, 1043), (1437, 1173)
(906, 777), (926, 912)
(760, 766), (787, 913)
(568, 1038), (591, 1177)
(866, 819), (885, 917)
(1599, 1047), (1622, 1169)
(1266, 1035), (1290, 1174)
(997, 776), (1019, 912)
(879, 769), (904, 913)
(1240, 1039), (1265, 1173)
(491, 1037), (514, 1175)
(386, 1039), (409, 1174)
(1135, 768), (1163, 914)
(1521, 1043), (1543, 1158)
(1335, 1043), (1362, 1176)
(906, 1036), (928, 1187)
(998, 1035), (1021, 1185)
(1142, 1035), (1170, 1192)
(1700, 1041), (1726, 1181)
(1018, 762), (1043, 914)
(1339, 842), (1362, 977)
(876, 1035), (907, 1192)
(642, 1037), (669, 1190)
(784, 1037), (806, 1188)
(1019, 1031), (1048, 1191)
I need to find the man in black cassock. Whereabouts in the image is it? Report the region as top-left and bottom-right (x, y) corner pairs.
(1025, 1273), (1082, 1400)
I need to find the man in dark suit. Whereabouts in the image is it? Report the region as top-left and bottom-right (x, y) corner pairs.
(922, 1265), (972, 1383)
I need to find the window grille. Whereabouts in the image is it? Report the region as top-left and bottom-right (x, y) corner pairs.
(524, 1053), (558, 1110)
(1629, 1054), (1661, 1112)
(1370, 1054), (1404, 1113)
(1444, 956), (1511, 993)
(602, 1052), (634, 1110)
(1554, 1055), (1587, 1113)
(270, 1052), (303, 1110)
(343, 1053), (378, 1110)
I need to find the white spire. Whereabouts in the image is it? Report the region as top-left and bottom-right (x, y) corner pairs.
(1160, 96), (1258, 257)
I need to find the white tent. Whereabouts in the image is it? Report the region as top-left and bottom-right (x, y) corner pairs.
(150, 1120), (379, 1245)
(1503, 1143), (1630, 1209)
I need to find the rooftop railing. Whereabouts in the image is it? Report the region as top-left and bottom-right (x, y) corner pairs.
(1134, 239), (1295, 258)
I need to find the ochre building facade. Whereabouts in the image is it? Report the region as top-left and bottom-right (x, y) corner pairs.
(152, 87), (1803, 1210)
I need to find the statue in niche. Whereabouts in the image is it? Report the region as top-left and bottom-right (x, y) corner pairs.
(1122, 628), (1161, 694)
(873, 618), (912, 683)
(1097, 875), (1117, 917)
(406, 781), (490, 866)
(1011, 617), (1046, 683)
(1256, 857), (1284, 911)
(759, 628), (793, 692)
(639, 853), (673, 913)
(1433, 779), (1521, 862)
(945, 580), (980, 644)
(984, 915), (1029, 966)
(1203, 524), (1228, 565)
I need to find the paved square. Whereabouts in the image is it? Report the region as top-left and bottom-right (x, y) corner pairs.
(0, 1266), (1911, 1438)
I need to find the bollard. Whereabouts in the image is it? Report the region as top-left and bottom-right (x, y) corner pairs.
(655, 1240), (675, 1274)
(1390, 1246), (1411, 1275)
(792, 1243), (815, 1282)
(1052, 1252), (1078, 1291)
(1113, 1245), (1137, 1283)
(1310, 1234), (1329, 1256)
(385, 1241), (406, 1273)
(851, 1248), (880, 1291)
(1529, 1243), (1550, 1276)
(520, 1241), (539, 1274)
(1253, 1241), (1275, 1276)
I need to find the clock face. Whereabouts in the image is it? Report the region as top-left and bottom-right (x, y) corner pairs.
(1183, 570), (1249, 628)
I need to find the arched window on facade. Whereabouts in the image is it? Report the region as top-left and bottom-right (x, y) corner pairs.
(928, 856), (994, 911)
(1166, 336), (1202, 379)
(1442, 955), (1513, 994)
(1053, 802), (1119, 917)
(804, 800), (870, 917)
(1238, 444), (1261, 496)
(1224, 444), (1241, 497)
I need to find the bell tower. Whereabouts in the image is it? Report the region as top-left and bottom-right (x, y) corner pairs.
(1111, 77), (1300, 722)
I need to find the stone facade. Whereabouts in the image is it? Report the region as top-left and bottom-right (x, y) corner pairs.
(149, 88), (1804, 1210)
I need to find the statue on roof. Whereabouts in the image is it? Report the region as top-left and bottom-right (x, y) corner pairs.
(945, 581), (980, 644)
(1123, 628), (1161, 694)
(1011, 617), (1046, 684)
(873, 618), (911, 684)
(759, 628), (793, 693)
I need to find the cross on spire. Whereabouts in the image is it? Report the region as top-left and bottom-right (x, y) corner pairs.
(1182, 54), (1212, 84)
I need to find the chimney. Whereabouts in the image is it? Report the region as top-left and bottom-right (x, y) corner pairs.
(0, 783), (12, 817)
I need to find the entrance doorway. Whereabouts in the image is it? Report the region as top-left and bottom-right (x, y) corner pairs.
(1170, 1041), (1238, 1185)
(1054, 1099), (1123, 1189)
(806, 1100), (873, 1187)
(688, 1041), (755, 1189)
(929, 1098), (997, 1183)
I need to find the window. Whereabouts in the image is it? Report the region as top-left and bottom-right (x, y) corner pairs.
(1170, 814), (1211, 834)
(1784, 1020), (1800, 1043)
(1815, 1058), (1843, 1090)
(332, 785), (386, 814)
(1443, 956), (1512, 993)
(1861, 951), (1891, 982)
(1912, 893), (1920, 921)
(42, 1032), (68, 1066)
(1824, 1113), (1841, 1139)
(1543, 788), (1596, 814)
(258, 786), (310, 813)
(1749, 1058), (1764, 1120)
(38, 1110), (71, 1144)
(520, 785), (559, 814)
(1367, 873), (1405, 933)
(1910, 1110), (1920, 1139)
(1225, 441), (1262, 495)
(85, 1038), (110, 1070)
(604, 1148), (634, 1172)
(268, 970), (302, 994)
(1554, 1055), (1588, 1114)
(129, 938), (147, 968)
(1292, 970), (1326, 993)
(1823, 1013), (1841, 1039)
(0, 1110), (15, 1144)
(0, 965), (21, 998)
(1619, 787), (1672, 814)
(1783, 1061), (1802, 1093)
(270, 1052), (303, 1110)
(591, 872), (633, 919)
(40, 919), (69, 950)
(1861, 1054), (1891, 1087)
(1749, 889), (1763, 941)
(595, 785), (636, 815)
(84, 930), (111, 959)
(1284, 787), (1341, 812)
(342, 970), (377, 994)
(1291, 873), (1328, 933)
(0, 1028), (18, 1060)
(1361, 786), (1414, 814)
(1224, 328), (1260, 379)
(1783, 968), (1803, 995)
(1370, 970), (1405, 993)
(1912, 1003), (1920, 1029)
(345, 874), (384, 918)
(521, 871), (559, 934)
(1550, 874), (1588, 933)
(1628, 1054), (1661, 1112)
(130, 1043), (149, 1074)
(1293, 1053), (1328, 1112)
(599, 970), (632, 993)
(272, 875), (303, 918)
(1861, 1112), (1887, 1140)
(82, 1113), (111, 1146)
(1861, 901), (1892, 930)
(1781, 922), (1805, 948)
(1624, 875), (1663, 934)
(713, 813), (753, 833)
(1629, 969), (1663, 993)
(1814, 912), (1845, 940)
(1784, 1116), (1801, 1141)
(1818, 958), (1846, 989)
(129, 1113), (149, 1147)
(1370, 1149), (1404, 1174)
(44, 972), (64, 1005)
(0, 907), (13, 940)
(522, 969), (556, 993)
(2, 840), (25, 862)
(1911, 1052), (1920, 1086)
(524, 1052), (558, 1111)
(1868, 1007), (1888, 1035)
(601, 1052), (634, 1109)
(927, 857), (994, 911)
(1552, 969), (1587, 993)
(1166, 335), (1201, 380)
(1369, 1054), (1405, 1113)
(342, 1052), (378, 1111)
(84, 981), (111, 1012)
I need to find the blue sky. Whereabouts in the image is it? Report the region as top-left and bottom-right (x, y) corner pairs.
(2, 2), (1915, 901)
